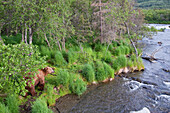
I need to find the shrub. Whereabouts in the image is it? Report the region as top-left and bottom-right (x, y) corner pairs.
(102, 51), (113, 63)
(94, 43), (103, 52)
(113, 47), (121, 56)
(45, 84), (56, 106)
(54, 51), (67, 66)
(0, 43), (46, 95)
(56, 69), (70, 87)
(2, 34), (22, 45)
(112, 56), (127, 72)
(127, 59), (134, 68)
(0, 102), (11, 113)
(68, 49), (78, 64)
(103, 62), (114, 78)
(32, 98), (53, 113)
(112, 59), (121, 72)
(6, 95), (19, 113)
(82, 64), (95, 82)
(124, 46), (130, 55)
(40, 45), (51, 59)
(117, 55), (127, 68)
(95, 61), (107, 81)
(69, 74), (87, 96)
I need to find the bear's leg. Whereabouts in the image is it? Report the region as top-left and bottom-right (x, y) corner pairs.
(30, 85), (36, 96)
(39, 78), (45, 91)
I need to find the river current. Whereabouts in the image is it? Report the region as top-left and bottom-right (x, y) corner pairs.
(56, 24), (170, 113)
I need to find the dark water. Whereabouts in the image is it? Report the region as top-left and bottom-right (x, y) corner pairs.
(57, 24), (170, 113)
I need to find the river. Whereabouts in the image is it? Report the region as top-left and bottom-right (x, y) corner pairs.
(56, 24), (170, 113)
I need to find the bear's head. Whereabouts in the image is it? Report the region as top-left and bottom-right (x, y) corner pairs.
(44, 67), (55, 74)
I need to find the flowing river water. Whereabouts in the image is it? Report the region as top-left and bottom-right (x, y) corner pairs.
(56, 24), (170, 113)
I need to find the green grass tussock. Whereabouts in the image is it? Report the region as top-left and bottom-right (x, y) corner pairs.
(69, 74), (87, 96)
(95, 61), (107, 81)
(6, 95), (19, 113)
(82, 64), (95, 82)
(32, 98), (53, 113)
(0, 102), (11, 113)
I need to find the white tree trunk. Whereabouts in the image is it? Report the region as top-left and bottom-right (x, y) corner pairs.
(25, 24), (28, 44)
(29, 26), (33, 44)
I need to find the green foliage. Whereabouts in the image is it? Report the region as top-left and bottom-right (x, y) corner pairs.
(95, 61), (107, 81)
(112, 55), (127, 71)
(69, 74), (87, 96)
(94, 43), (103, 52)
(32, 98), (53, 113)
(2, 34), (22, 45)
(56, 69), (70, 87)
(0, 102), (11, 113)
(40, 45), (52, 59)
(6, 95), (19, 113)
(113, 46), (130, 56)
(82, 64), (95, 82)
(45, 84), (56, 106)
(143, 9), (170, 24)
(68, 49), (78, 64)
(127, 59), (134, 68)
(54, 51), (67, 66)
(102, 51), (113, 64)
(0, 43), (46, 95)
(103, 62), (114, 78)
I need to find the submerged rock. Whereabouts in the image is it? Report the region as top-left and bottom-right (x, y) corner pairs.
(130, 107), (150, 113)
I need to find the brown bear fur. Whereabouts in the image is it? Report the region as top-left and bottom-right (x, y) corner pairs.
(24, 67), (55, 97)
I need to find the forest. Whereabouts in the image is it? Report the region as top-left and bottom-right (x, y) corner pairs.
(135, 0), (170, 9)
(0, 0), (154, 112)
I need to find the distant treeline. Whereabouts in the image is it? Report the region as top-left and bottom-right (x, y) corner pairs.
(143, 9), (170, 24)
(135, 0), (170, 9)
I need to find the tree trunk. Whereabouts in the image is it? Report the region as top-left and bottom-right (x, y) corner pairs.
(0, 35), (5, 45)
(44, 34), (51, 48)
(25, 24), (28, 44)
(29, 26), (33, 44)
(57, 41), (61, 51)
(22, 28), (24, 42)
(62, 37), (65, 50)
(99, 0), (103, 43)
(125, 22), (138, 58)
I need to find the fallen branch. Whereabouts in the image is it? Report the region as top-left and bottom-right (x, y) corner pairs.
(0, 94), (7, 97)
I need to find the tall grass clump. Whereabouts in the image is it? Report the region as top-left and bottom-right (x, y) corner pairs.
(69, 74), (87, 96)
(95, 61), (107, 81)
(103, 62), (114, 78)
(94, 43), (103, 52)
(117, 55), (127, 68)
(102, 51), (113, 63)
(56, 69), (70, 87)
(6, 94), (19, 113)
(40, 45), (51, 59)
(45, 84), (56, 106)
(82, 64), (95, 82)
(68, 49), (78, 64)
(32, 98), (53, 113)
(0, 102), (11, 113)
(54, 51), (67, 66)
(112, 55), (127, 72)
(113, 47), (121, 56)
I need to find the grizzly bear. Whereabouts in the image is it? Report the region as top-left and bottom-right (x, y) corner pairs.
(24, 67), (55, 97)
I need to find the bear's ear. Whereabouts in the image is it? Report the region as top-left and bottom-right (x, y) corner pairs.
(43, 67), (48, 71)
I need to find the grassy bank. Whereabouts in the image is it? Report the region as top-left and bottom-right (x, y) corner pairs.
(0, 34), (145, 112)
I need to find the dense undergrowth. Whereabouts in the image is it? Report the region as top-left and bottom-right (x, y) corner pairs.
(0, 34), (145, 112)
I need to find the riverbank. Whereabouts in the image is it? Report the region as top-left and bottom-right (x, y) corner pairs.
(58, 24), (170, 113)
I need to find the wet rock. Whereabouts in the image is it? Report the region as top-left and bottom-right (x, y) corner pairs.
(142, 81), (157, 86)
(158, 42), (162, 46)
(162, 68), (170, 72)
(123, 67), (129, 73)
(130, 107), (150, 113)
